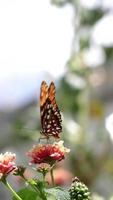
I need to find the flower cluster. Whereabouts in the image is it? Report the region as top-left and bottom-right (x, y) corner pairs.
(0, 152), (16, 180)
(27, 141), (70, 166)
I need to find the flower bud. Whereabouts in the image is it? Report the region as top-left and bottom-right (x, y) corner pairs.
(69, 177), (91, 200)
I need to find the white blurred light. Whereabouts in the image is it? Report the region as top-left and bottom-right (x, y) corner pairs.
(0, 0), (73, 109)
(80, 0), (101, 9)
(65, 118), (82, 143)
(92, 14), (113, 47)
(66, 73), (86, 89)
(83, 45), (105, 67)
(105, 113), (113, 141)
(0, 0), (73, 78)
(102, 0), (113, 10)
(80, 0), (113, 10)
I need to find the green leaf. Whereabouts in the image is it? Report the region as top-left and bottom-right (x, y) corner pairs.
(12, 188), (42, 200)
(46, 187), (70, 200)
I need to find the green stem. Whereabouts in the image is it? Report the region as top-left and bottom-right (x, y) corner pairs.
(42, 173), (46, 182)
(22, 176), (47, 200)
(2, 178), (22, 200)
(50, 168), (54, 186)
(22, 176), (40, 194)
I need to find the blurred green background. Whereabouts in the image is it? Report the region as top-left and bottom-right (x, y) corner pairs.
(1, 0), (113, 199)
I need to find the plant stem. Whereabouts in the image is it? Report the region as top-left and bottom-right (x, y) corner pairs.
(2, 179), (22, 200)
(22, 176), (47, 200)
(50, 168), (54, 186)
(42, 173), (46, 182)
(22, 175), (40, 194)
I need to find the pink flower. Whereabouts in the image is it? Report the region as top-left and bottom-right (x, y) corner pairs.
(46, 167), (73, 186)
(0, 152), (16, 179)
(27, 141), (70, 165)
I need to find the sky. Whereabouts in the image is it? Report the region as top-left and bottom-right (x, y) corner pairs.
(0, 0), (73, 75)
(0, 0), (73, 110)
(0, 0), (113, 110)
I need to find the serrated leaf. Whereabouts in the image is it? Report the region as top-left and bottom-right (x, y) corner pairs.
(46, 187), (70, 200)
(12, 188), (42, 200)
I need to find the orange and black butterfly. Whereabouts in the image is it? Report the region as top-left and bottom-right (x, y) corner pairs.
(40, 81), (62, 138)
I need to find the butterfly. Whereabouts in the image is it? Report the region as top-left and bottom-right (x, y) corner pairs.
(40, 81), (62, 139)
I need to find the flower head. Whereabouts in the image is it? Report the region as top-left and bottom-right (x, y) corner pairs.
(14, 165), (26, 177)
(37, 163), (50, 175)
(0, 152), (16, 180)
(27, 141), (70, 165)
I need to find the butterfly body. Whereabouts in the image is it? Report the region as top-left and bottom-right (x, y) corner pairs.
(40, 81), (62, 139)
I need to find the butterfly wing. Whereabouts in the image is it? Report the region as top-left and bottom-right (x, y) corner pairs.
(40, 81), (48, 107)
(40, 81), (49, 126)
(40, 81), (62, 138)
(48, 82), (57, 109)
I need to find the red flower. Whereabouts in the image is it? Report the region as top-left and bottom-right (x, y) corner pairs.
(27, 141), (70, 165)
(0, 152), (16, 179)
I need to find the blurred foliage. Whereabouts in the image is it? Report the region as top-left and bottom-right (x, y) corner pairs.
(104, 47), (113, 63)
(51, 0), (67, 6)
(12, 107), (41, 141)
(58, 78), (81, 115)
(67, 54), (91, 75)
(51, 1), (113, 197)
(79, 38), (90, 50)
(80, 9), (104, 26)
(69, 144), (108, 186)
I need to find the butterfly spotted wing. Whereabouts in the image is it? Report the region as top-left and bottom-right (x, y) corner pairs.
(40, 81), (62, 138)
